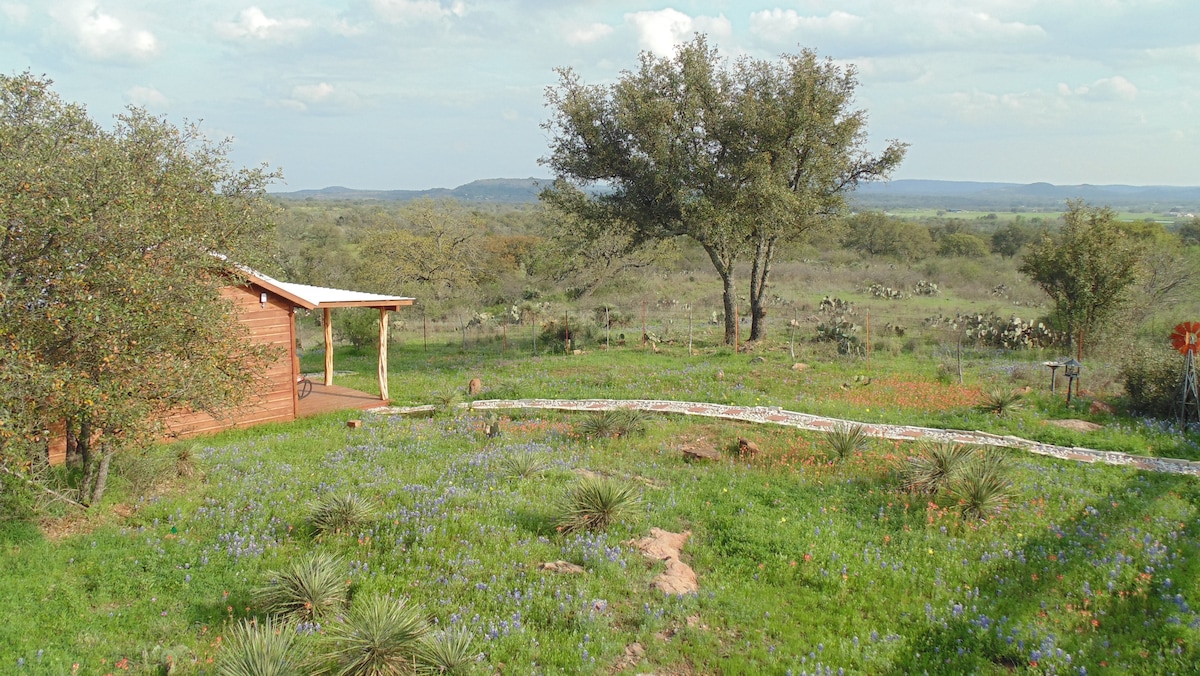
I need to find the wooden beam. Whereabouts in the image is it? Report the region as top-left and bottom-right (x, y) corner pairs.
(378, 308), (390, 401)
(323, 307), (334, 386)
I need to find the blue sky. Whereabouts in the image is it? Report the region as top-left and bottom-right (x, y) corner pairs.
(2, 1), (1197, 190)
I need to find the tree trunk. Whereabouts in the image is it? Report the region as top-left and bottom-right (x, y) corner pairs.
(703, 245), (738, 344)
(88, 444), (113, 506)
(78, 418), (95, 503)
(748, 235), (776, 341)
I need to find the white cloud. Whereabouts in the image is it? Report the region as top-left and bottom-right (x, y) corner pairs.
(292, 82), (335, 104)
(749, 9), (861, 43)
(50, 0), (160, 62)
(126, 85), (167, 108)
(1, 3), (29, 24)
(370, 0), (465, 23)
(624, 8), (732, 57)
(501, 108), (518, 121)
(566, 22), (613, 46)
(1057, 75), (1138, 101)
(216, 7), (311, 42)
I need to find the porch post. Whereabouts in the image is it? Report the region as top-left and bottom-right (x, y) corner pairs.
(378, 308), (390, 401)
(323, 307), (334, 386)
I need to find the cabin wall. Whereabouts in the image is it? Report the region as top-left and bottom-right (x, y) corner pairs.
(160, 284), (298, 439)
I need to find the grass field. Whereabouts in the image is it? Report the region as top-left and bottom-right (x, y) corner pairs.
(3, 339), (1200, 674)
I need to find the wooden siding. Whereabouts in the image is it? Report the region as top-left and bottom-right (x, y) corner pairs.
(160, 284), (298, 439)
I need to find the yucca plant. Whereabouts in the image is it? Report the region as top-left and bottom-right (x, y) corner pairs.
(253, 552), (348, 622)
(947, 453), (1015, 520)
(416, 627), (478, 675)
(824, 423), (870, 462)
(902, 441), (977, 495)
(217, 617), (304, 676)
(310, 493), (377, 535)
(555, 476), (641, 534)
(499, 451), (551, 479)
(576, 409), (649, 439)
(323, 594), (430, 676)
(976, 387), (1026, 416)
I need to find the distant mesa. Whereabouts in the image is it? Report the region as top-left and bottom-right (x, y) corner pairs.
(272, 177), (1200, 211)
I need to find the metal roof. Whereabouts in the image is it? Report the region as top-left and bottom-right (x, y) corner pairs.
(240, 267), (414, 310)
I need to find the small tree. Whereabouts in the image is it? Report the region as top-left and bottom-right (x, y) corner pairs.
(1018, 201), (1144, 355)
(0, 73), (279, 506)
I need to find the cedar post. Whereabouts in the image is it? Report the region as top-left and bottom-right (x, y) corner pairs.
(378, 308), (389, 401)
(323, 307), (334, 386)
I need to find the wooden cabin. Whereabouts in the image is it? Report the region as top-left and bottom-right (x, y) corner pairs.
(46, 270), (412, 464)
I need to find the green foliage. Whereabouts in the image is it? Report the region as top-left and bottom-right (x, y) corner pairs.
(332, 308), (383, 350)
(946, 450), (1016, 520)
(575, 409), (649, 439)
(937, 232), (990, 258)
(499, 451), (552, 479)
(824, 423), (871, 462)
(976, 387), (1027, 416)
(541, 35), (905, 343)
(1020, 201), (1145, 354)
(902, 442), (976, 494)
(322, 594), (430, 676)
(555, 476), (641, 534)
(416, 628), (478, 675)
(253, 552), (349, 622)
(310, 493), (377, 535)
(0, 72), (280, 506)
(217, 618), (305, 676)
(991, 221), (1039, 258)
(924, 312), (1061, 350)
(842, 212), (933, 259)
(1121, 344), (1184, 419)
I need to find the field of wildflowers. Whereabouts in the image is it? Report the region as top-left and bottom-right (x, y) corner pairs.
(2, 343), (1199, 673)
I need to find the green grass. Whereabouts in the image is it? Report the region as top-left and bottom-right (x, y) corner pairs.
(4, 341), (1200, 673)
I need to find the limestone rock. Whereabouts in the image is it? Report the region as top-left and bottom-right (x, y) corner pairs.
(538, 560), (586, 574)
(791, 363), (809, 371)
(679, 438), (721, 462)
(1046, 419), (1103, 433)
(653, 557), (698, 595)
(467, 378), (483, 395)
(737, 437), (760, 458)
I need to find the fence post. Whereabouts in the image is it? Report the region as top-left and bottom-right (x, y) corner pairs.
(422, 308), (427, 352)
(605, 306), (610, 351)
(564, 312), (570, 354)
(688, 305), (693, 356)
(642, 300), (647, 351)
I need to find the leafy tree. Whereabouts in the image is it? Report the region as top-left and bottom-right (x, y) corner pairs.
(1179, 217), (1200, 246)
(1019, 201), (1144, 356)
(937, 232), (989, 258)
(0, 73), (279, 506)
(842, 212), (933, 259)
(540, 35), (905, 343)
(990, 221), (1038, 258)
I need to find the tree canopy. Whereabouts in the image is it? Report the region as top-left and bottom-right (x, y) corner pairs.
(1019, 201), (1144, 356)
(540, 35), (906, 343)
(0, 73), (280, 505)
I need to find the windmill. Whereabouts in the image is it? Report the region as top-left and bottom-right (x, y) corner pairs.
(1171, 322), (1200, 428)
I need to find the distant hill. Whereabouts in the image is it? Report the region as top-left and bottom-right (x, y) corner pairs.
(851, 180), (1200, 211)
(272, 178), (1200, 212)
(272, 178), (550, 203)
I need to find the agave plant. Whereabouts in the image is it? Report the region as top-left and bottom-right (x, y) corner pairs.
(217, 617), (304, 676)
(976, 387), (1026, 416)
(416, 627), (478, 675)
(253, 552), (348, 622)
(556, 476), (641, 534)
(323, 594), (430, 676)
(824, 423), (870, 462)
(310, 493), (377, 535)
(947, 453), (1015, 520)
(902, 442), (977, 495)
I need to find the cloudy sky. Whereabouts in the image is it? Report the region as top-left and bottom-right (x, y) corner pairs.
(2, 1), (1197, 190)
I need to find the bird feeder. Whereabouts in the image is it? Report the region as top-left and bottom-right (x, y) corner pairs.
(1043, 360), (1062, 394)
(1061, 358), (1081, 403)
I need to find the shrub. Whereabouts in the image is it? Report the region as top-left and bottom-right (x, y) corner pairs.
(1122, 344), (1183, 419)
(824, 423), (870, 462)
(499, 451), (552, 479)
(556, 476), (641, 534)
(323, 595), (430, 676)
(976, 387), (1026, 416)
(902, 442), (976, 495)
(310, 493), (377, 535)
(253, 552), (348, 622)
(576, 409), (649, 439)
(417, 627), (478, 675)
(947, 451), (1015, 520)
(217, 618), (304, 676)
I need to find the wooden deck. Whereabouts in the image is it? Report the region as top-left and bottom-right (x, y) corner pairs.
(297, 382), (387, 418)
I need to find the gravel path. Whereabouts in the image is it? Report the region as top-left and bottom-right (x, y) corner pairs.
(372, 398), (1200, 477)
